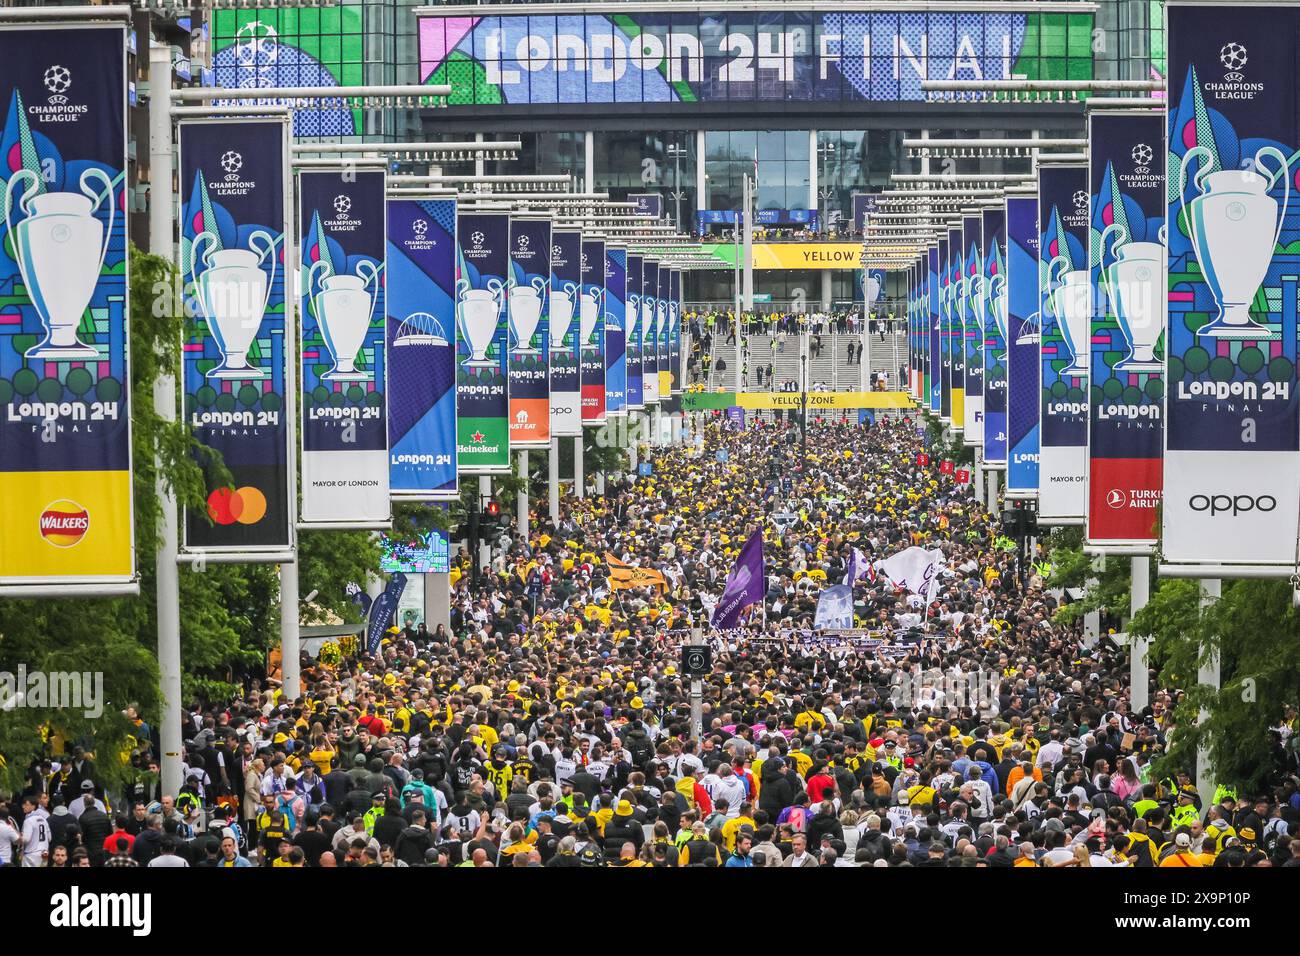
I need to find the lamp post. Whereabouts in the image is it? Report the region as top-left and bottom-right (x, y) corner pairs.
(667, 142), (687, 230)
(816, 140), (837, 231)
(800, 346), (808, 465)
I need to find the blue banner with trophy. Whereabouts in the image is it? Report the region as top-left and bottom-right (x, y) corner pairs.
(579, 236), (607, 425)
(299, 167), (388, 526)
(456, 210), (511, 473)
(548, 226), (582, 438)
(386, 197), (458, 500)
(983, 208), (1008, 467)
(179, 118), (293, 555)
(0, 23), (133, 588)
(938, 236), (951, 421)
(928, 245), (941, 414)
(507, 215), (551, 448)
(605, 244), (627, 416)
(1164, 3), (1300, 567)
(642, 259), (660, 405)
(669, 267), (683, 394)
(1007, 194), (1041, 497)
(626, 252), (644, 409)
(962, 214), (984, 444)
(1038, 164), (1089, 523)
(1087, 112), (1165, 548)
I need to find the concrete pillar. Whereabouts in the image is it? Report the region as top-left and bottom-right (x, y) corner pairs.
(670, 414), (683, 445)
(628, 413), (640, 471)
(808, 129), (818, 213)
(517, 449), (529, 539)
(1129, 556), (1151, 713)
(478, 475), (492, 568)
(986, 469), (998, 514)
(548, 436), (560, 525)
(695, 130), (707, 229)
(279, 562), (300, 701)
(1196, 578), (1221, 812)
(574, 434), (585, 498)
(584, 130), (595, 194)
(820, 270), (832, 311)
(424, 571), (451, 632)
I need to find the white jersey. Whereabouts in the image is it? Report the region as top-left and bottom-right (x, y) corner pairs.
(21, 810), (50, 866)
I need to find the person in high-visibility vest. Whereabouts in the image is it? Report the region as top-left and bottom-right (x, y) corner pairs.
(1170, 790), (1200, 830)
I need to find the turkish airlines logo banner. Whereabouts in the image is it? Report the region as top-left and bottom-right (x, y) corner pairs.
(1087, 111), (1165, 547)
(180, 118), (293, 554)
(1163, 5), (1300, 566)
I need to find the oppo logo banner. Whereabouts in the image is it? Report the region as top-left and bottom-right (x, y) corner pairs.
(1188, 493), (1277, 517)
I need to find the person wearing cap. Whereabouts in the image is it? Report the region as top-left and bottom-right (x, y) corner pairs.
(1159, 831), (1206, 867)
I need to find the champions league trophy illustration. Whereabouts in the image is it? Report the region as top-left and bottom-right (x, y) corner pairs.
(627, 288), (641, 342)
(549, 280), (577, 350)
(306, 258), (381, 380)
(1101, 222), (1166, 372)
(641, 294), (656, 350)
(1048, 255), (1091, 376)
(189, 227), (276, 379)
(989, 274), (1009, 345)
(5, 167), (115, 359)
(508, 275), (547, 353)
(862, 271), (881, 309)
(968, 271), (986, 337)
(579, 284), (604, 350)
(1180, 143), (1290, 339)
(457, 276), (505, 368)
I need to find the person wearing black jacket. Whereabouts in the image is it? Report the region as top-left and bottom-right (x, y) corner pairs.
(601, 800), (645, 860)
(758, 755), (796, 819)
(77, 798), (112, 865)
(371, 797), (405, 849)
(393, 810), (434, 866)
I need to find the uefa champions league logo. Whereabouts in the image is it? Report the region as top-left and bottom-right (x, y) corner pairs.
(552, 245), (563, 262)
(1221, 41), (1248, 81)
(1072, 190), (1088, 211)
(43, 64), (71, 104)
(517, 234), (530, 250)
(332, 194), (352, 219)
(413, 219), (428, 237)
(471, 231), (485, 248)
(220, 151), (243, 179)
(1131, 143), (1153, 174)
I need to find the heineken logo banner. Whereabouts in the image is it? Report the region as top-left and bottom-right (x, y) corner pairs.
(0, 24), (133, 589)
(179, 118), (294, 555)
(1038, 164), (1089, 522)
(580, 236), (607, 425)
(1087, 111), (1165, 548)
(508, 215), (551, 448)
(299, 168), (389, 526)
(456, 210), (510, 473)
(387, 197), (458, 500)
(983, 208), (1009, 466)
(549, 227), (582, 438)
(1163, 3), (1300, 567)
(1007, 195), (1041, 497)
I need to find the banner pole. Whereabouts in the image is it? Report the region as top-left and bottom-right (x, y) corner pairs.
(279, 561), (300, 701)
(548, 436), (560, 524)
(1129, 555), (1151, 712)
(149, 43), (184, 801)
(517, 449), (529, 539)
(574, 435), (584, 498)
(1197, 577), (1222, 814)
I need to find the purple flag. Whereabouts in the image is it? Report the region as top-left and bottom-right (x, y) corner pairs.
(711, 529), (765, 628)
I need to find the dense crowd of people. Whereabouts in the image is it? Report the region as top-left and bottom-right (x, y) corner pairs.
(4, 416), (1299, 869)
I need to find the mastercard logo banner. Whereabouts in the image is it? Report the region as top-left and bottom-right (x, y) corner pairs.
(207, 487), (268, 526)
(40, 500), (90, 548)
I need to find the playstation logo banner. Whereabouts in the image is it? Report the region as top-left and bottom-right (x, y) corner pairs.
(1163, 3), (1300, 567)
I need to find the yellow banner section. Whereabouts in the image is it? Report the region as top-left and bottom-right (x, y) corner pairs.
(754, 243), (861, 270)
(734, 391), (917, 410)
(0, 471), (134, 580)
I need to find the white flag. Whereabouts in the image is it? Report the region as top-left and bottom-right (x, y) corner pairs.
(876, 546), (946, 599)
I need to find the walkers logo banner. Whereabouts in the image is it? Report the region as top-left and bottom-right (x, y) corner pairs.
(1038, 164), (1089, 522)
(549, 227), (582, 437)
(179, 118), (293, 555)
(670, 267), (684, 395)
(938, 236), (951, 421)
(657, 263), (673, 399)
(1087, 112), (1165, 547)
(929, 245), (941, 414)
(580, 236), (607, 424)
(948, 226), (965, 431)
(605, 244), (627, 416)
(962, 215), (984, 444)
(0, 25), (133, 587)
(626, 252), (644, 409)
(983, 208), (1009, 466)
(299, 168), (388, 526)
(1007, 195), (1041, 496)
(386, 197), (458, 500)
(643, 259), (660, 404)
(456, 210), (510, 473)
(508, 215), (551, 448)
(1164, 6), (1300, 566)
